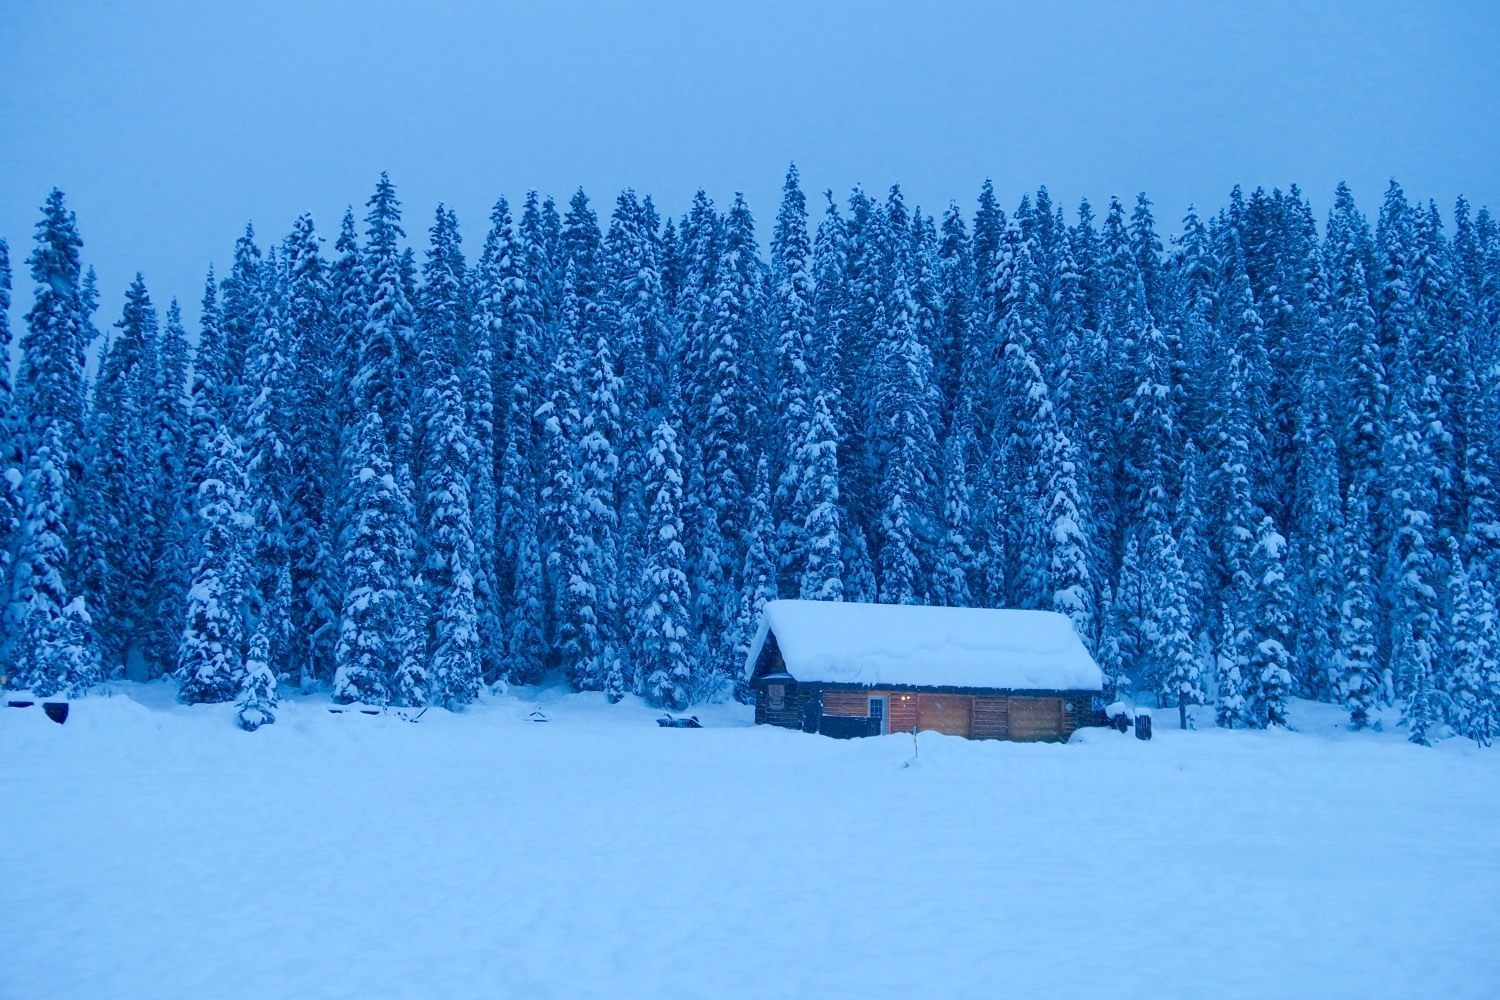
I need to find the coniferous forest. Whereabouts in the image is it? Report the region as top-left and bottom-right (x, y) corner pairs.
(1, 168), (1497, 742)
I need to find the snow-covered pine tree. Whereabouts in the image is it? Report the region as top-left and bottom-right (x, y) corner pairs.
(1101, 529), (1144, 695)
(971, 180), (1004, 332)
(1174, 440), (1210, 639)
(1040, 409), (1096, 648)
(12, 421), (99, 695)
(0, 239), (19, 654)
(1383, 317), (1443, 728)
(178, 426), (253, 705)
(1288, 319), (1346, 699)
(770, 165), (817, 589)
(1335, 481), (1381, 730)
(0, 239), (14, 554)
(188, 270), (231, 489)
(1122, 309), (1183, 683)
(635, 416), (695, 708)
(236, 618), (278, 731)
(1214, 230), (1275, 522)
(990, 227), (1053, 608)
(494, 197), (550, 685)
(17, 190), (90, 455)
(931, 404), (975, 608)
(13, 195), (94, 667)
(1452, 200), (1500, 565)
(968, 449), (1009, 609)
(872, 267), (940, 605)
(1171, 206), (1218, 446)
(464, 199), (513, 682)
(732, 457), (777, 700)
(1146, 520), (1202, 729)
(1398, 618), (1438, 746)
(81, 274), (161, 675)
(1215, 608), (1248, 730)
(1246, 515), (1295, 728)
(355, 173), (417, 462)
(1046, 209), (1089, 457)
(1098, 197), (1150, 559)
(283, 214), (341, 689)
(1464, 573), (1500, 747)
(333, 412), (413, 706)
(1443, 536), (1493, 746)
(934, 203), (974, 427)
(424, 374), (481, 709)
(143, 298), (192, 677)
(1210, 349), (1261, 727)
(694, 193), (762, 679)
(607, 192), (672, 655)
(242, 281), (294, 678)
(220, 225), (263, 404)
(796, 389), (844, 602)
(537, 264), (591, 685)
(1130, 193), (1167, 326)
(576, 290), (624, 697)
(330, 204), (366, 467)
(1326, 184), (1387, 492)
(412, 205), (480, 708)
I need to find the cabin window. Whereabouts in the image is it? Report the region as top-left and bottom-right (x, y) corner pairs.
(768, 684), (785, 710)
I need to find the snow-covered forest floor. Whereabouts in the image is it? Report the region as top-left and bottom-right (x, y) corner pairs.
(3, 689), (1497, 999)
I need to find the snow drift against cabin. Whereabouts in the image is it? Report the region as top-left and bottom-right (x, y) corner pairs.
(747, 600), (1104, 691)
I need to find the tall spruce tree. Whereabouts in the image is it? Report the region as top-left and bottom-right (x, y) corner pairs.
(82, 274), (160, 675)
(424, 375), (481, 709)
(796, 390), (845, 602)
(178, 427), (253, 705)
(636, 417), (695, 708)
(283, 214), (341, 688)
(13, 421), (99, 695)
(333, 413), (413, 706)
(0, 239), (18, 646)
(770, 165), (818, 589)
(18, 191), (90, 453)
(1336, 482), (1381, 729)
(1246, 515), (1295, 728)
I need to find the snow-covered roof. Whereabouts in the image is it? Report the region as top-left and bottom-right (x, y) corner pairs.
(746, 600), (1103, 692)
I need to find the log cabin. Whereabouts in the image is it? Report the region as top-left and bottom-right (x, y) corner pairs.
(745, 600), (1105, 742)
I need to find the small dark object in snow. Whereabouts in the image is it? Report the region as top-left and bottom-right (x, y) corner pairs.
(1135, 713), (1153, 741)
(656, 714), (702, 728)
(328, 708), (345, 714)
(7, 700), (35, 709)
(1114, 713), (1130, 733)
(43, 702), (69, 724)
(360, 709), (379, 716)
(527, 709), (549, 723)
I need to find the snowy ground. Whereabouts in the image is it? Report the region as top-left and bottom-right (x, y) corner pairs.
(3, 686), (1498, 1000)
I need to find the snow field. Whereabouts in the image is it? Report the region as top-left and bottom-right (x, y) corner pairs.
(2, 687), (1498, 999)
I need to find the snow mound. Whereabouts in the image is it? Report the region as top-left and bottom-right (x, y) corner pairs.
(747, 599), (1103, 691)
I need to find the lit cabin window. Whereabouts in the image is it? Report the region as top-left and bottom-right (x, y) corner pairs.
(768, 684), (785, 710)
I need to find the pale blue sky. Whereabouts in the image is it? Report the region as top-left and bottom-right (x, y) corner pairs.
(2, 0), (1497, 328)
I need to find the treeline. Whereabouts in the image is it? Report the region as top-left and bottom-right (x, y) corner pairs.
(0, 168), (1497, 741)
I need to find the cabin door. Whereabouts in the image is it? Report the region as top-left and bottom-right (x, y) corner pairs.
(868, 696), (887, 735)
(916, 694), (973, 737)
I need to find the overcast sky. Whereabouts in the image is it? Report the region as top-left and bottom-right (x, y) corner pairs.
(2, 0), (1497, 330)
